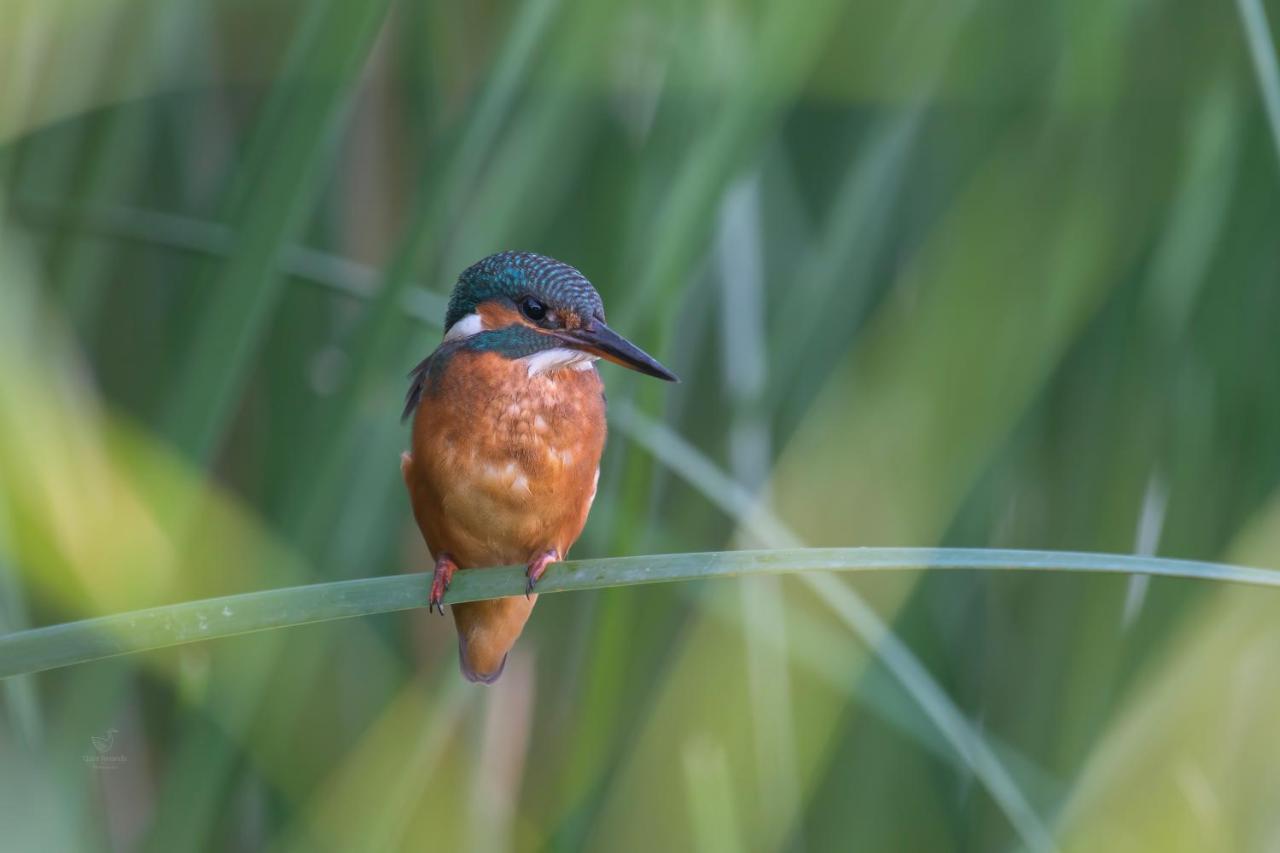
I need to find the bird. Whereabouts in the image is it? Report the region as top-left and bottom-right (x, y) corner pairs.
(401, 251), (677, 683)
(91, 729), (118, 754)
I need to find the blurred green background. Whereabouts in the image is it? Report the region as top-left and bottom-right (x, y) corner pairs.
(2, 0), (1280, 849)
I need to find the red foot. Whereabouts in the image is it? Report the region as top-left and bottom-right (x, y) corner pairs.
(429, 553), (458, 615)
(526, 549), (559, 597)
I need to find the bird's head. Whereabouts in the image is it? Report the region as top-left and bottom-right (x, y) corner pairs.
(442, 251), (678, 381)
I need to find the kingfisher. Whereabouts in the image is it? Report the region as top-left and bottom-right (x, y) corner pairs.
(401, 251), (677, 683)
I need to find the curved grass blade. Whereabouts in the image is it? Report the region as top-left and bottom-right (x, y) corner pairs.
(0, 494), (40, 746)
(612, 401), (1059, 851)
(10, 198), (449, 324)
(1235, 0), (1280, 168)
(2, 547), (1278, 681)
(161, 0), (391, 464)
(714, 170), (806, 845)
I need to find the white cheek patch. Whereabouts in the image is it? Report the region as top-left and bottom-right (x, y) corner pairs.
(521, 347), (599, 377)
(443, 313), (484, 342)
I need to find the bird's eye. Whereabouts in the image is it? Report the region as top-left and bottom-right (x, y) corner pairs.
(520, 297), (547, 322)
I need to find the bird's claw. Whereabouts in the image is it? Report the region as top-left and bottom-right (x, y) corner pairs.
(429, 554), (457, 616)
(525, 549), (559, 599)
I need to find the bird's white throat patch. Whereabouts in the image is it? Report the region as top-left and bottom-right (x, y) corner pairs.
(521, 348), (598, 377)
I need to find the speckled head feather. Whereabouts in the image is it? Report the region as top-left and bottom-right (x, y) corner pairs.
(444, 251), (605, 331)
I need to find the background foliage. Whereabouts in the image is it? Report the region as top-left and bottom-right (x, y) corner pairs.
(1, 0), (1279, 849)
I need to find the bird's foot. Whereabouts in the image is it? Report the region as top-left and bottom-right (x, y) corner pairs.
(429, 553), (458, 615)
(526, 549), (559, 598)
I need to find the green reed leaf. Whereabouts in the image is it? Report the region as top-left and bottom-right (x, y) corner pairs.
(3, 547), (1277, 680)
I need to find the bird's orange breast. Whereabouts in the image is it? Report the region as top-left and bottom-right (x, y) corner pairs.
(405, 348), (606, 570)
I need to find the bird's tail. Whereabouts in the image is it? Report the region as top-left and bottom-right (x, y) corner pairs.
(451, 597), (537, 684)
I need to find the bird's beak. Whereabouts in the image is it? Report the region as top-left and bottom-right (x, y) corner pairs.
(557, 322), (679, 382)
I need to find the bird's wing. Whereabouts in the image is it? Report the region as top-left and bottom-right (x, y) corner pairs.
(402, 353), (434, 422)
(403, 339), (476, 421)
